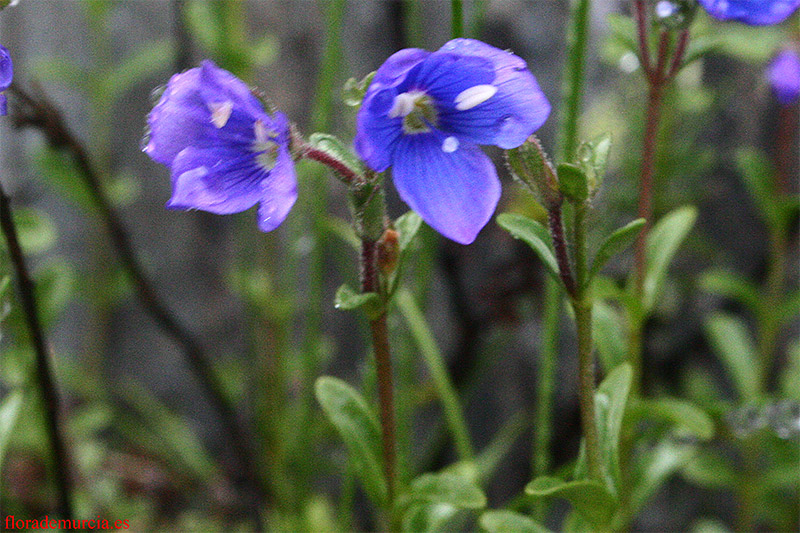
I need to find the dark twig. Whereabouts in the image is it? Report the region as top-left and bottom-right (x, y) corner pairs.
(8, 83), (266, 526)
(0, 180), (75, 520)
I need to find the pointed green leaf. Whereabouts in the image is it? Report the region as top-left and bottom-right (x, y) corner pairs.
(395, 211), (424, 253)
(406, 472), (487, 509)
(334, 284), (382, 319)
(642, 206), (697, 311)
(699, 269), (760, 312)
(588, 218), (645, 283)
(525, 476), (617, 527)
(496, 214), (559, 282)
(479, 510), (550, 533)
(0, 391), (24, 467)
(735, 148), (784, 228)
(557, 163), (589, 202)
(629, 398), (715, 441)
(704, 313), (759, 401)
(592, 301), (627, 372)
(629, 439), (699, 515)
(315, 376), (387, 506)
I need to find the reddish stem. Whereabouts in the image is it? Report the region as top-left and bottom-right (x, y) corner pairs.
(547, 203), (578, 298)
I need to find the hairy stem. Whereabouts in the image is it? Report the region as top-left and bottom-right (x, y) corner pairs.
(0, 180), (74, 520)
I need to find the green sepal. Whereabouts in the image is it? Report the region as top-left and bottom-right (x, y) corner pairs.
(334, 284), (383, 320)
(525, 477), (617, 527)
(307, 133), (365, 180)
(342, 71), (376, 107)
(556, 163), (589, 203)
(314, 376), (388, 507)
(576, 133), (612, 194)
(505, 136), (561, 207)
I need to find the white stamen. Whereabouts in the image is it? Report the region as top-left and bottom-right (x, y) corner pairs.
(388, 92), (419, 119)
(442, 136), (459, 153)
(254, 120), (271, 144)
(454, 84), (497, 111)
(209, 101), (233, 128)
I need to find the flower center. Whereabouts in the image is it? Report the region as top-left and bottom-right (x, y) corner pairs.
(252, 119), (279, 171)
(388, 91), (438, 134)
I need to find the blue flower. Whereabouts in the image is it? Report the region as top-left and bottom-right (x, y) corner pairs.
(0, 45), (12, 116)
(355, 38), (550, 244)
(768, 49), (800, 105)
(697, 0), (800, 25)
(144, 60), (296, 232)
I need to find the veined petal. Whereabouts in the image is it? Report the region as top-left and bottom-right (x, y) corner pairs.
(355, 87), (403, 171)
(435, 40), (551, 149)
(698, 0), (800, 25)
(392, 132), (500, 244)
(257, 143), (298, 232)
(167, 146), (265, 214)
(371, 48), (431, 89)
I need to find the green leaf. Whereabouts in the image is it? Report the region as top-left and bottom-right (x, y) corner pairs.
(557, 163), (589, 202)
(588, 218), (645, 283)
(307, 133), (365, 180)
(315, 376), (387, 506)
(642, 206), (697, 312)
(119, 381), (220, 480)
(333, 284), (382, 319)
(592, 301), (627, 372)
(699, 269), (760, 312)
(479, 510), (550, 533)
(680, 35), (722, 68)
(343, 71), (376, 107)
(401, 503), (463, 533)
(629, 398), (715, 441)
(395, 211), (424, 253)
(405, 472), (487, 510)
(30, 57), (91, 90)
(735, 148), (785, 229)
(576, 364), (633, 495)
(577, 132), (612, 193)
(629, 439), (699, 515)
(496, 213), (559, 282)
(704, 313), (759, 401)
(0, 391), (24, 467)
(525, 477), (617, 527)
(682, 450), (737, 489)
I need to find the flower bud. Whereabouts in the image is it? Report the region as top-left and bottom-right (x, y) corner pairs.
(505, 136), (561, 208)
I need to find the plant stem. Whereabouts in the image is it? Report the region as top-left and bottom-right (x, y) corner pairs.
(0, 180), (74, 521)
(558, 0), (592, 161)
(360, 235), (397, 508)
(450, 0), (464, 39)
(630, 3), (690, 395)
(547, 205), (578, 299)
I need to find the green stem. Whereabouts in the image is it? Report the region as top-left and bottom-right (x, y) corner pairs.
(397, 289), (474, 462)
(450, 0), (464, 39)
(0, 180), (75, 520)
(558, 0), (591, 162)
(571, 203), (601, 481)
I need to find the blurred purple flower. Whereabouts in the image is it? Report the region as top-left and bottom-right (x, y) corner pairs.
(0, 45), (12, 116)
(768, 49), (800, 104)
(355, 38), (550, 244)
(697, 0), (800, 25)
(144, 60), (296, 232)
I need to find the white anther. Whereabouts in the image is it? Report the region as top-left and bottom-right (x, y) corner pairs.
(388, 92), (419, 119)
(442, 136), (459, 153)
(208, 101), (233, 128)
(454, 84), (497, 111)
